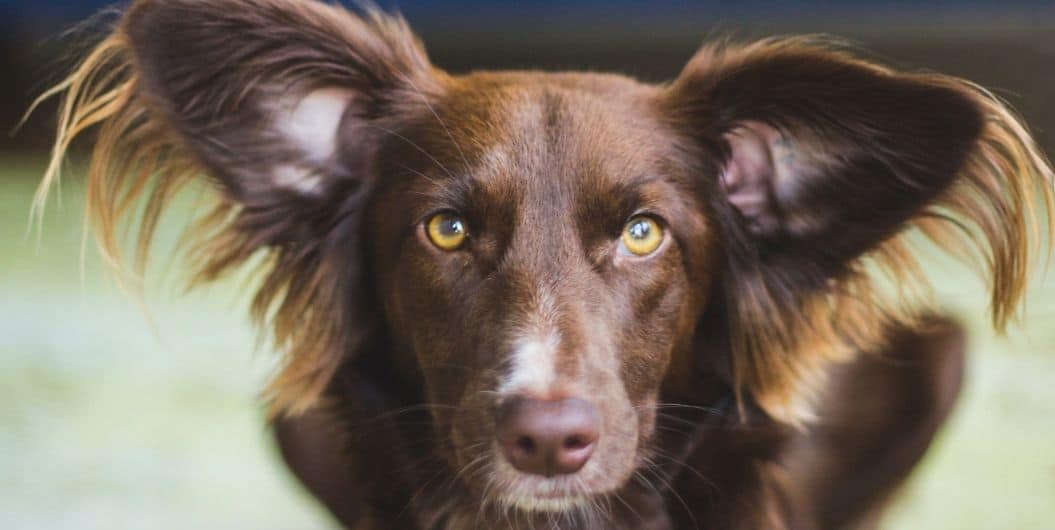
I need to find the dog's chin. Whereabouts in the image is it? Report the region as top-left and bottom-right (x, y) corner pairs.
(487, 472), (610, 512)
(484, 462), (630, 516)
(497, 492), (591, 514)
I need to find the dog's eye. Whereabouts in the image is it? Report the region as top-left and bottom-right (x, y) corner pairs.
(426, 212), (469, 251)
(621, 215), (663, 256)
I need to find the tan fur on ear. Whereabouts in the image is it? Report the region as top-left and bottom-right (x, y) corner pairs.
(31, 3), (433, 418)
(747, 93), (1055, 423)
(684, 39), (1055, 424)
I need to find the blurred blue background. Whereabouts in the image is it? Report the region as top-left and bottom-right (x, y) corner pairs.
(2, 2), (1053, 529)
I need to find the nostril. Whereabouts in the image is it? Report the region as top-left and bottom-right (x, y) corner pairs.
(515, 436), (536, 455)
(563, 435), (590, 451)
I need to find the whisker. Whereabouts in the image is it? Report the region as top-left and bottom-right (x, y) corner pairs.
(652, 402), (727, 415)
(640, 460), (701, 530)
(394, 161), (444, 188)
(398, 462), (451, 520)
(365, 123), (456, 180)
(401, 72), (474, 177)
(652, 411), (710, 430)
(648, 448), (720, 495)
(360, 402), (460, 423)
(611, 489), (645, 526)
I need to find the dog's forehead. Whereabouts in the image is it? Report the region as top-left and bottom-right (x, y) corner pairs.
(436, 72), (666, 191)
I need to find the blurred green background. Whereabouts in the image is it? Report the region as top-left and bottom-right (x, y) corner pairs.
(2, 2), (1054, 529)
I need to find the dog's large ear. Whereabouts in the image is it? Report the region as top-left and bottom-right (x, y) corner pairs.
(36, 0), (442, 415)
(661, 38), (1053, 423)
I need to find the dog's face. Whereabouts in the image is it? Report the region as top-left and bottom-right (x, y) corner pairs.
(62, 0), (1048, 523)
(368, 73), (714, 509)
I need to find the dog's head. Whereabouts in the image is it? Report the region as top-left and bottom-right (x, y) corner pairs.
(366, 70), (717, 509)
(41, 0), (1052, 517)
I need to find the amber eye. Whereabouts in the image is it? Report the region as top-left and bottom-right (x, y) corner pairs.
(426, 212), (468, 251)
(621, 216), (663, 256)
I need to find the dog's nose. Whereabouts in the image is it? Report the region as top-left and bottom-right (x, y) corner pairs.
(495, 396), (600, 477)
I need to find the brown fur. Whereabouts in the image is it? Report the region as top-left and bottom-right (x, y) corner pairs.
(33, 1), (1053, 528)
(661, 37), (1052, 421)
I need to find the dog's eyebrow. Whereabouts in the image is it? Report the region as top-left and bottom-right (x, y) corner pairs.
(398, 164), (475, 205)
(591, 173), (671, 212)
(572, 172), (679, 239)
(611, 173), (665, 194)
(405, 167), (525, 230)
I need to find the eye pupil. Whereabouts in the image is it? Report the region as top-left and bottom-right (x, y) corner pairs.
(628, 221), (650, 240)
(441, 218), (464, 236)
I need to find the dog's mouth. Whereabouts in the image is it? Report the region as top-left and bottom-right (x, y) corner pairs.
(487, 470), (603, 514)
(464, 435), (640, 516)
(496, 491), (591, 513)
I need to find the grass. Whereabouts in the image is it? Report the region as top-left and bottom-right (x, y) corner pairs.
(1, 158), (1053, 529)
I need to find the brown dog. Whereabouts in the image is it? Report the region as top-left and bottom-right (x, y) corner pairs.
(37, 1), (1053, 529)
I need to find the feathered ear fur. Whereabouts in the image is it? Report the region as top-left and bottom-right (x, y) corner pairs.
(33, 0), (444, 416)
(662, 38), (1054, 423)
